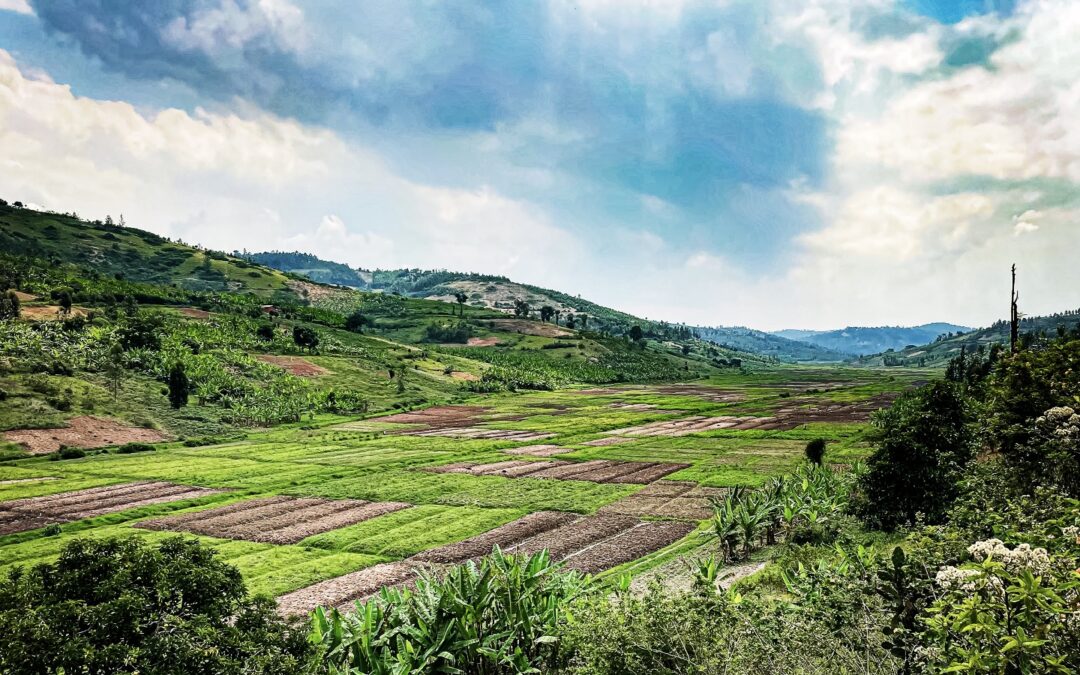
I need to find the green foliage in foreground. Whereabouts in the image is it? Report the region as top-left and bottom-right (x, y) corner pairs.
(313, 548), (583, 674)
(0, 536), (311, 675)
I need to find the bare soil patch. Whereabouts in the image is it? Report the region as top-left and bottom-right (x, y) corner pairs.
(562, 521), (695, 573)
(486, 319), (572, 338)
(378, 405), (490, 429)
(601, 480), (727, 520)
(449, 371), (480, 381)
(581, 436), (636, 447)
(19, 305), (89, 321)
(256, 354), (330, 377)
(411, 511), (579, 565)
(773, 393), (897, 424)
(3, 416), (168, 455)
(465, 337), (500, 347)
(137, 496), (409, 545)
(425, 459), (687, 484)
(276, 562), (422, 617)
(0, 477), (57, 486)
(605, 415), (798, 438)
(0, 481), (222, 535)
(11, 291), (37, 302)
(651, 385), (746, 403)
(503, 444), (573, 457)
(177, 307), (211, 319)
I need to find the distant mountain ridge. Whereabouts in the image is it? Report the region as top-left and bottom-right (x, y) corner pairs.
(693, 326), (848, 363)
(772, 323), (971, 356)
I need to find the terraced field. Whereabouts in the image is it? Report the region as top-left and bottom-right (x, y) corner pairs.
(0, 367), (925, 617)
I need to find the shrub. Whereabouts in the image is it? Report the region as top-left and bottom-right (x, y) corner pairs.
(117, 442), (155, 454)
(804, 438), (826, 465)
(53, 446), (86, 460)
(0, 537), (311, 674)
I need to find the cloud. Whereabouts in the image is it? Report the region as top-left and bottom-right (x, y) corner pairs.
(0, 0), (33, 15)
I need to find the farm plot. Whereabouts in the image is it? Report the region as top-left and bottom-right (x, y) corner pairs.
(503, 444), (574, 457)
(0, 481), (222, 535)
(772, 394), (897, 424)
(403, 427), (555, 442)
(136, 496), (410, 545)
(2, 416), (169, 454)
(599, 481), (727, 520)
(424, 459), (688, 484)
(606, 415), (797, 437)
(278, 510), (695, 616)
(650, 385), (746, 403)
(377, 405), (491, 428)
(255, 354), (330, 377)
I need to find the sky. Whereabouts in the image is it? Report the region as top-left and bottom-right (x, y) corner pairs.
(0, 0), (1077, 331)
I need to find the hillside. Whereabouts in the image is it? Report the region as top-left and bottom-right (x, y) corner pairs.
(244, 251), (665, 335)
(694, 325), (848, 363)
(773, 322), (971, 356)
(857, 310), (1080, 366)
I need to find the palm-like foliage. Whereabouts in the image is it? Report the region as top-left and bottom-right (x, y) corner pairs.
(312, 548), (585, 674)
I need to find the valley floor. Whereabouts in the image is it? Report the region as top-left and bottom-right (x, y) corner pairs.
(0, 366), (925, 615)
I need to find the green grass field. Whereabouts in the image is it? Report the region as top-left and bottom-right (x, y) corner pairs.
(0, 367), (918, 601)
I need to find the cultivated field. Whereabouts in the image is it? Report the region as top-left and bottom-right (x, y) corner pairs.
(0, 367), (923, 615)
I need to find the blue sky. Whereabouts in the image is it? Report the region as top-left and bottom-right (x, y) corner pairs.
(1, 0), (1077, 329)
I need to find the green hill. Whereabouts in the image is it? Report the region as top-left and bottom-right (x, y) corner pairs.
(773, 323), (971, 356)
(856, 311), (1080, 366)
(694, 325), (848, 363)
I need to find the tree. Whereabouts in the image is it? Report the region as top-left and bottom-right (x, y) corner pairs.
(103, 343), (125, 402)
(256, 323), (276, 341)
(565, 314), (576, 329)
(540, 305), (555, 323)
(55, 289), (72, 318)
(854, 381), (974, 530)
(513, 299), (530, 318)
(292, 326), (319, 352)
(454, 292), (468, 316)
(167, 361), (189, 409)
(681, 344), (691, 356)
(804, 438), (826, 465)
(0, 537), (310, 674)
(629, 325), (644, 343)
(344, 311), (369, 333)
(0, 290), (19, 320)
(579, 314), (588, 329)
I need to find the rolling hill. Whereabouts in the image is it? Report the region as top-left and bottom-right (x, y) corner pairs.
(773, 323), (971, 356)
(692, 326), (848, 363)
(856, 311), (1080, 366)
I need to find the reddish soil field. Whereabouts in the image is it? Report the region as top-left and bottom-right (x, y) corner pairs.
(773, 393), (898, 423)
(562, 521), (695, 573)
(177, 307), (211, 319)
(465, 337), (500, 347)
(276, 562), (422, 617)
(605, 415), (799, 438)
(3, 416), (169, 455)
(581, 436), (636, 447)
(503, 444), (573, 457)
(0, 482), (222, 535)
(600, 481), (727, 520)
(449, 371), (480, 381)
(137, 496), (409, 545)
(11, 291), (37, 302)
(411, 511), (579, 564)
(255, 355), (330, 377)
(424, 459), (687, 484)
(651, 385), (746, 403)
(378, 405), (490, 428)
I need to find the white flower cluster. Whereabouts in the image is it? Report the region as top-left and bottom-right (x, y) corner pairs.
(1035, 406), (1080, 439)
(967, 539), (1051, 575)
(1063, 525), (1079, 542)
(935, 566), (980, 591)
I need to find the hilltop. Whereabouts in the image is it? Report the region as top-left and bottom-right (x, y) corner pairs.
(773, 323), (971, 356)
(693, 325), (848, 363)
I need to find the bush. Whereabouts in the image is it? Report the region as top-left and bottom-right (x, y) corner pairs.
(804, 438), (826, 465)
(51, 446), (86, 460)
(117, 442), (155, 454)
(0, 537), (311, 674)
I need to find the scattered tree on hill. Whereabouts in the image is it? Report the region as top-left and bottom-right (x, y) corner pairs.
(513, 299), (530, 318)
(292, 326), (319, 352)
(167, 361), (189, 409)
(104, 343), (125, 402)
(540, 305), (555, 323)
(344, 310), (369, 333)
(0, 537), (310, 674)
(0, 290), (19, 320)
(565, 314), (576, 329)
(454, 292), (468, 316)
(55, 289), (72, 318)
(804, 438), (826, 465)
(681, 344), (691, 356)
(628, 325), (644, 343)
(579, 314), (588, 329)
(256, 323), (275, 341)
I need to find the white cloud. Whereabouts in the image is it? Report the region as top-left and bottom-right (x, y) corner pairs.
(0, 0), (32, 16)
(162, 0), (309, 55)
